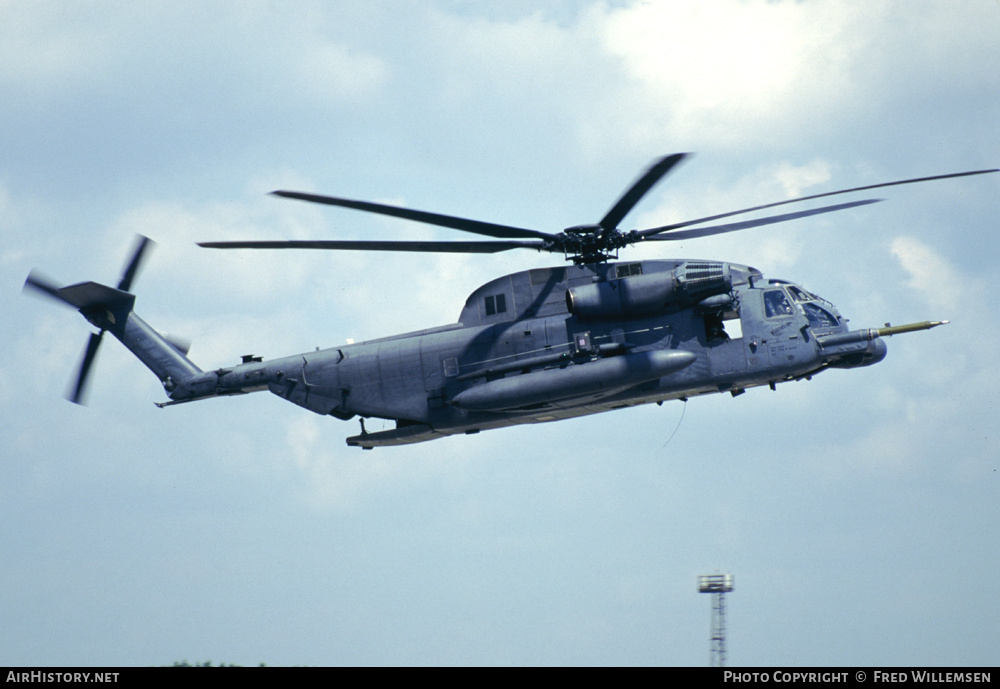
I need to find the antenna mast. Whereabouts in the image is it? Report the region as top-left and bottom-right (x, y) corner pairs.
(698, 574), (734, 667)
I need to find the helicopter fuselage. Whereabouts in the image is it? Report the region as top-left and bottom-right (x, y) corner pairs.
(163, 258), (885, 448)
(28, 154), (979, 444)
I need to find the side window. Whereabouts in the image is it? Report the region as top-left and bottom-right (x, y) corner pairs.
(615, 263), (643, 278)
(705, 311), (742, 341)
(763, 289), (793, 318)
(484, 293), (507, 316)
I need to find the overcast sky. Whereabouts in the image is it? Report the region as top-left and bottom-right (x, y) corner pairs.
(2, 0), (998, 667)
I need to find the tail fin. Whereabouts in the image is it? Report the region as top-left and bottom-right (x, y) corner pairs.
(24, 236), (202, 403)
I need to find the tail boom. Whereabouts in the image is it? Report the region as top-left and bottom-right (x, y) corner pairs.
(116, 311), (202, 394)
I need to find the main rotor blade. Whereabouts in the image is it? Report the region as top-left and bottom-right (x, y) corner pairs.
(639, 167), (999, 237)
(117, 235), (154, 293)
(599, 153), (688, 231)
(198, 239), (551, 254)
(640, 198), (882, 242)
(68, 331), (104, 405)
(271, 191), (556, 242)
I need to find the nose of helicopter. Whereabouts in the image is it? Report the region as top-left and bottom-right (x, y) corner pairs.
(818, 331), (889, 368)
(842, 336), (887, 367)
(847, 336), (888, 367)
(867, 337), (888, 365)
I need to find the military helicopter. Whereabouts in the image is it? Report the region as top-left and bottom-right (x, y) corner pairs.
(24, 154), (997, 448)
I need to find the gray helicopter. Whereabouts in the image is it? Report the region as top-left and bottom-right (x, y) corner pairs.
(24, 154), (996, 448)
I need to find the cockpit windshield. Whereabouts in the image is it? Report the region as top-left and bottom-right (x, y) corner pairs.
(764, 285), (841, 327)
(786, 285), (817, 302)
(801, 302), (838, 328)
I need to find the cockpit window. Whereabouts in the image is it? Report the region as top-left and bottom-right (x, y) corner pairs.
(763, 289), (794, 318)
(802, 302), (838, 328)
(787, 285), (817, 302)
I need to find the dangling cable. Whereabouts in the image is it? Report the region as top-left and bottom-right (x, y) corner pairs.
(662, 399), (687, 449)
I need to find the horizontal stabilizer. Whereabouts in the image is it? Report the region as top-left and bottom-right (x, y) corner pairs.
(25, 272), (133, 310)
(58, 281), (135, 312)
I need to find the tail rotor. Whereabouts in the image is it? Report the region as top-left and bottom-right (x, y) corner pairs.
(23, 235), (155, 404)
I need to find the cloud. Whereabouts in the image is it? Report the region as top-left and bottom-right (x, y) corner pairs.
(594, 0), (868, 149)
(889, 236), (965, 314)
(290, 40), (389, 106)
(113, 199), (313, 301)
(574, 0), (1000, 166)
(627, 157), (840, 274)
(773, 159), (833, 198)
(280, 412), (471, 513)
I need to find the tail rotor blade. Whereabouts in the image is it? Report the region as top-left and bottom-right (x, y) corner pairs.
(117, 235), (154, 293)
(68, 332), (104, 405)
(24, 271), (72, 306)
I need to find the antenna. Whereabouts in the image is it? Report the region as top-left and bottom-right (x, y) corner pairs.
(698, 574), (734, 667)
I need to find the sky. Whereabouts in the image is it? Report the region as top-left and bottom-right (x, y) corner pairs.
(1, 0), (998, 667)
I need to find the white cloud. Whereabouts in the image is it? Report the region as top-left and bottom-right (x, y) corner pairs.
(280, 412), (469, 513)
(889, 236), (964, 314)
(567, 0), (1000, 165)
(595, 0), (869, 148)
(773, 159), (833, 198)
(0, 1), (389, 117)
(110, 195), (322, 303)
(629, 158), (840, 273)
(291, 41), (389, 105)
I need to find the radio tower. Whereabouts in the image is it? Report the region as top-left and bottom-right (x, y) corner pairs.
(698, 574), (734, 667)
